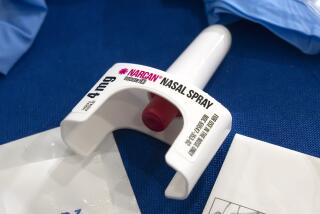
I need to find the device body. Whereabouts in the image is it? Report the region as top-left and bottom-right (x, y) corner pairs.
(60, 25), (232, 200)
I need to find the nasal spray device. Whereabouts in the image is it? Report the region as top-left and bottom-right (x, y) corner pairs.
(60, 25), (232, 200)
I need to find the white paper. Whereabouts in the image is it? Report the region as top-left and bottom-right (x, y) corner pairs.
(0, 128), (140, 214)
(203, 134), (320, 214)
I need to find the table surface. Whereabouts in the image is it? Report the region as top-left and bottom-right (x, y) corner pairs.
(1, 0), (319, 213)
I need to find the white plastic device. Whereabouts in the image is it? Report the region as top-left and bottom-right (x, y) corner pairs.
(60, 25), (232, 200)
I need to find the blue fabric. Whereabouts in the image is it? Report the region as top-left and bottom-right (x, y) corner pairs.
(204, 0), (320, 54)
(0, 0), (319, 213)
(0, 0), (47, 75)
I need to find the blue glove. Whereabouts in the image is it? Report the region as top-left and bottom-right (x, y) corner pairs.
(204, 0), (320, 54)
(0, 0), (47, 75)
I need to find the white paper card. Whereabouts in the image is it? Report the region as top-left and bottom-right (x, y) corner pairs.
(203, 134), (320, 214)
(0, 128), (140, 214)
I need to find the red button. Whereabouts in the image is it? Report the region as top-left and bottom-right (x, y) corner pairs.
(142, 95), (180, 132)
